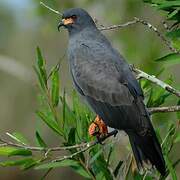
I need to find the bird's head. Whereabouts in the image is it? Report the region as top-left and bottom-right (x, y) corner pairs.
(58, 8), (96, 34)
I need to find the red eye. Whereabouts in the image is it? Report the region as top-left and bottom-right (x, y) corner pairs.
(71, 15), (77, 20)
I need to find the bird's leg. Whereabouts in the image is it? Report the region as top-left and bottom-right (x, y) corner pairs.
(88, 115), (108, 140)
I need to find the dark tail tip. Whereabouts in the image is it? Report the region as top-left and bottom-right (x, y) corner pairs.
(127, 131), (166, 176)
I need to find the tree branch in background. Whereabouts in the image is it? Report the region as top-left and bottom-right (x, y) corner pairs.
(132, 66), (180, 98)
(0, 55), (33, 83)
(40, 2), (62, 15)
(149, 105), (180, 114)
(100, 17), (179, 54)
(99, 19), (138, 31)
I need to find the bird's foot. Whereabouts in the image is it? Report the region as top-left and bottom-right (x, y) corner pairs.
(88, 115), (108, 140)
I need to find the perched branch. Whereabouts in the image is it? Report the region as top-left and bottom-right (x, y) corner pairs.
(132, 66), (180, 98)
(149, 105), (180, 114)
(52, 130), (118, 162)
(0, 130), (118, 153)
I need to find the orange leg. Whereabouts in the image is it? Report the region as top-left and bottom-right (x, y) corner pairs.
(88, 115), (108, 137)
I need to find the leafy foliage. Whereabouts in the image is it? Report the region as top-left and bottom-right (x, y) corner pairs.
(144, 0), (180, 53)
(0, 1), (179, 179)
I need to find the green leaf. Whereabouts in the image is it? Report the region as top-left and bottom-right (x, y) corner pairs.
(164, 155), (177, 180)
(0, 147), (32, 156)
(158, 1), (180, 10)
(6, 132), (29, 145)
(36, 47), (47, 90)
(21, 159), (38, 170)
(35, 131), (47, 148)
(174, 132), (180, 143)
(89, 146), (113, 180)
(35, 159), (91, 179)
(34, 66), (46, 91)
(67, 128), (76, 145)
(9, 149), (32, 156)
(51, 67), (60, 107)
(0, 147), (18, 156)
(36, 111), (63, 136)
(89, 149), (103, 165)
(0, 158), (35, 167)
(155, 53), (180, 66)
(62, 90), (66, 130)
(167, 9), (179, 19)
(166, 29), (180, 39)
(0, 158), (38, 170)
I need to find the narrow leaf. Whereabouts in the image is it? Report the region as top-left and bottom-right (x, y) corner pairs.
(166, 29), (180, 39)
(8, 149), (32, 157)
(36, 47), (47, 89)
(0, 147), (18, 156)
(36, 111), (63, 136)
(174, 131), (180, 143)
(164, 155), (177, 180)
(51, 68), (59, 107)
(158, 1), (180, 10)
(0, 158), (35, 167)
(35, 159), (91, 179)
(6, 132), (29, 145)
(155, 53), (180, 66)
(21, 159), (38, 170)
(0, 147), (32, 156)
(35, 131), (47, 148)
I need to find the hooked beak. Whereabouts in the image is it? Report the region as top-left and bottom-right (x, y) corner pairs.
(58, 19), (65, 31)
(58, 18), (74, 31)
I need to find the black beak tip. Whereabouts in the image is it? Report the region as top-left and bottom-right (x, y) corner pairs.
(58, 22), (63, 31)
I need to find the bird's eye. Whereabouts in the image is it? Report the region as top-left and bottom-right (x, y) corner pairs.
(71, 15), (77, 20)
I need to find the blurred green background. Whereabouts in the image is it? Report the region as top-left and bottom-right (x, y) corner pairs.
(0, 0), (179, 179)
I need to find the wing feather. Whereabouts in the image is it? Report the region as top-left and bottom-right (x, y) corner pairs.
(69, 41), (142, 106)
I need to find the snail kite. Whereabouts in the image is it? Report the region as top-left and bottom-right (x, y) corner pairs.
(58, 8), (166, 175)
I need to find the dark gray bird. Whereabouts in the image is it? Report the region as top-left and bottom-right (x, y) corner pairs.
(58, 8), (166, 175)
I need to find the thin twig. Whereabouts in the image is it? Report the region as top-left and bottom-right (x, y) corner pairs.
(134, 17), (179, 54)
(52, 143), (93, 163)
(40, 168), (53, 180)
(40, 1), (62, 15)
(0, 137), (88, 151)
(99, 17), (179, 54)
(99, 19), (138, 31)
(149, 106), (180, 114)
(132, 66), (180, 98)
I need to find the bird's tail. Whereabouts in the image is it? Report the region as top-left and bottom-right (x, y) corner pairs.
(127, 129), (166, 176)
